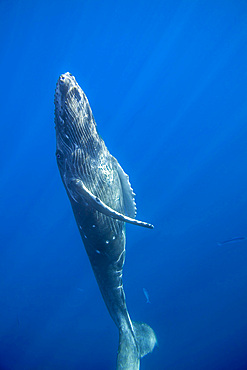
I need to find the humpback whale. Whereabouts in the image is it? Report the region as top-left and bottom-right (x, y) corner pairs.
(54, 72), (157, 369)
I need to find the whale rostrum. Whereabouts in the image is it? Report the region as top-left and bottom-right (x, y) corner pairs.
(54, 72), (157, 369)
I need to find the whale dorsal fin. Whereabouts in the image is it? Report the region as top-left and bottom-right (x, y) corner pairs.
(66, 177), (153, 229)
(112, 156), (137, 219)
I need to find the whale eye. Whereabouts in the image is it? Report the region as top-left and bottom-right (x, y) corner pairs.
(56, 150), (62, 160)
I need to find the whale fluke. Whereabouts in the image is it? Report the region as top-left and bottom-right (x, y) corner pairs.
(117, 322), (157, 369)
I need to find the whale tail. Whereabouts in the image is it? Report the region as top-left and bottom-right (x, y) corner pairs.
(117, 321), (157, 370)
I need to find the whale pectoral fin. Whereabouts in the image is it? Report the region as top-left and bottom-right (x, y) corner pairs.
(68, 178), (154, 229)
(111, 156), (137, 218)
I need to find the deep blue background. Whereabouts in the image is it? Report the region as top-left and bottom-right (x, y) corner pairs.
(0, 1), (247, 369)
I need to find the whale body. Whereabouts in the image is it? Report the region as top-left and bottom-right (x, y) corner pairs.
(54, 72), (157, 369)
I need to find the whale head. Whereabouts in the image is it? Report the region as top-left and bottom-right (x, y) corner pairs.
(54, 72), (99, 181)
(54, 72), (91, 150)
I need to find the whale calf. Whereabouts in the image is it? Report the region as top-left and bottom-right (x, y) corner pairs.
(54, 72), (157, 369)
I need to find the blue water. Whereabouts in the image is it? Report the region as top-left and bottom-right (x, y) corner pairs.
(1, 1), (247, 369)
